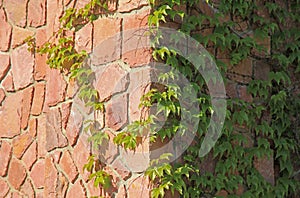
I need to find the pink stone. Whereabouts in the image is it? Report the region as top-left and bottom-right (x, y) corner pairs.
(7, 158), (26, 190)
(3, 0), (27, 27)
(66, 107), (83, 146)
(28, 0), (46, 27)
(44, 157), (58, 198)
(59, 151), (79, 183)
(44, 68), (67, 107)
(2, 72), (14, 92)
(75, 22), (92, 53)
(20, 179), (35, 197)
(61, 102), (72, 129)
(0, 92), (22, 138)
(105, 93), (128, 130)
(37, 114), (47, 157)
(127, 176), (150, 197)
(0, 8), (12, 51)
(12, 130), (35, 159)
(73, 139), (91, 181)
(118, 0), (148, 12)
(11, 26), (34, 49)
(21, 86), (34, 129)
(11, 44), (34, 90)
(0, 54), (10, 81)
(0, 178), (9, 197)
(46, 0), (63, 37)
(22, 141), (37, 170)
(46, 108), (68, 151)
(30, 159), (45, 188)
(56, 172), (69, 197)
(0, 141), (12, 176)
(66, 179), (86, 198)
(92, 18), (122, 65)
(0, 88), (5, 105)
(94, 63), (129, 101)
(31, 82), (45, 116)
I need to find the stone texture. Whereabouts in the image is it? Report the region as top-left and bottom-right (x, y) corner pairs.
(7, 158), (26, 190)
(254, 60), (270, 81)
(22, 141), (37, 170)
(0, 92), (22, 138)
(66, 107), (83, 146)
(20, 179), (35, 198)
(66, 179), (86, 198)
(35, 28), (48, 80)
(11, 26), (34, 49)
(0, 88), (5, 105)
(2, 72), (14, 92)
(227, 58), (253, 83)
(75, 22), (93, 53)
(31, 82), (46, 115)
(11, 44), (35, 90)
(59, 151), (79, 183)
(92, 18), (122, 65)
(12, 128), (35, 159)
(28, 0), (46, 27)
(237, 85), (253, 103)
(37, 114), (47, 157)
(225, 80), (238, 99)
(4, 0), (27, 27)
(56, 172), (69, 197)
(94, 63), (129, 101)
(44, 68), (67, 107)
(21, 86), (34, 129)
(73, 139), (90, 181)
(46, 0), (64, 36)
(44, 157), (58, 198)
(105, 93), (128, 130)
(0, 54), (10, 81)
(30, 159), (45, 188)
(122, 9), (151, 67)
(0, 8), (12, 51)
(0, 178), (10, 197)
(61, 102), (72, 129)
(46, 108), (68, 151)
(254, 153), (275, 185)
(118, 0), (148, 12)
(127, 176), (150, 197)
(0, 141), (12, 176)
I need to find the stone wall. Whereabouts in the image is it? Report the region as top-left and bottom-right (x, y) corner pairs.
(0, 0), (152, 197)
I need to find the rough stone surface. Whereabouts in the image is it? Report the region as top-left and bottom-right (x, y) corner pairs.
(0, 141), (12, 176)
(0, 178), (10, 197)
(44, 68), (67, 107)
(37, 114), (47, 157)
(28, 0), (46, 27)
(0, 88), (5, 105)
(0, 54), (10, 81)
(127, 176), (150, 197)
(73, 139), (90, 181)
(237, 85), (253, 103)
(59, 151), (79, 183)
(254, 154), (275, 185)
(21, 86), (34, 129)
(20, 179), (35, 198)
(11, 26), (34, 49)
(61, 102), (72, 129)
(0, 8), (12, 51)
(118, 0), (148, 12)
(4, 0), (27, 27)
(44, 157), (58, 198)
(66, 179), (86, 198)
(35, 28), (48, 80)
(0, 92), (22, 138)
(12, 129), (35, 159)
(66, 107), (83, 146)
(7, 158), (27, 190)
(92, 18), (122, 65)
(11, 44), (35, 90)
(94, 63), (129, 101)
(56, 172), (69, 197)
(75, 22), (93, 53)
(31, 82), (46, 115)
(2, 72), (14, 92)
(105, 93), (128, 130)
(46, 108), (68, 151)
(22, 141), (37, 170)
(30, 159), (45, 189)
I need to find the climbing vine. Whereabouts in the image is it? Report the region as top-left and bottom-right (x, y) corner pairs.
(25, 0), (300, 197)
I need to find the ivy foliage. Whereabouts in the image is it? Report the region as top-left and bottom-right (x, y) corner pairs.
(145, 0), (300, 197)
